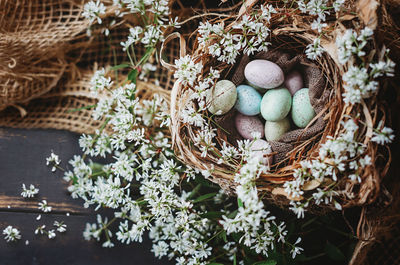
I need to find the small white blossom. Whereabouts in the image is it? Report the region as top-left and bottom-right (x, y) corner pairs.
(371, 122), (395, 145)
(46, 152), (61, 172)
(305, 38), (324, 60)
(3, 226), (21, 242)
(48, 230), (56, 239)
(174, 55), (202, 86)
(90, 68), (113, 95)
(54, 221), (67, 233)
(82, 0), (106, 25)
(21, 184), (39, 198)
(38, 200), (52, 213)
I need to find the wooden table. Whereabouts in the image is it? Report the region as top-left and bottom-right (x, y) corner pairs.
(0, 128), (171, 265)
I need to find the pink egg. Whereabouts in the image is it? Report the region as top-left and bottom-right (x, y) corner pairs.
(284, 70), (303, 96)
(244, 60), (284, 90)
(235, 113), (264, 140)
(251, 139), (273, 166)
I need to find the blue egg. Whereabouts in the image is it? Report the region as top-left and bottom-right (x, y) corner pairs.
(235, 85), (262, 116)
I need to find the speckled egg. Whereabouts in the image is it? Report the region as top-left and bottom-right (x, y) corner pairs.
(244, 59), (284, 90)
(291, 88), (316, 128)
(250, 139), (273, 166)
(264, 117), (291, 141)
(235, 113), (264, 140)
(235, 84), (262, 116)
(206, 80), (237, 115)
(260, 87), (292, 122)
(284, 70), (303, 96)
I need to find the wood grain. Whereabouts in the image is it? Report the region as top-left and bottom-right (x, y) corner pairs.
(0, 127), (171, 265)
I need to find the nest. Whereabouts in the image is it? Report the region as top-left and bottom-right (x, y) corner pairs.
(169, 3), (392, 211)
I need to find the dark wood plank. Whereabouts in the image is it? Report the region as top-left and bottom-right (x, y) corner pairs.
(0, 128), (172, 265)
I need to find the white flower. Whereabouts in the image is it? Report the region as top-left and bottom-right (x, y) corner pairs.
(311, 18), (327, 33)
(305, 38), (324, 60)
(21, 183), (39, 198)
(371, 122), (395, 145)
(46, 152), (61, 172)
(90, 68), (113, 95)
(174, 55), (203, 86)
(121, 26), (143, 51)
(198, 7), (273, 64)
(35, 225), (46, 235)
(82, 0), (106, 25)
(48, 230), (56, 239)
(38, 200), (52, 213)
(370, 57), (396, 78)
(54, 221), (67, 233)
(3, 226), (21, 242)
(152, 241), (169, 258)
(102, 240), (115, 248)
(290, 237), (304, 258)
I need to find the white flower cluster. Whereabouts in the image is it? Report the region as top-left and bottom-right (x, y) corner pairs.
(60, 67), (301, 263)
(83, 0), (179, 40)
(38, 200), (52, 213)
(65, 74), (219, 263)
(371, 121), (395, 145)
(198, 4), (276, 64)
(283, 116), (394, 218)
(46, 151), (61, 172)
(220, 141), (302, 258)
(21, 183), (39, 198)
(299, 0), (345, 59)
(35, 225), (56, 239)
(173, 55), (203, 86)
(118, 0), (180, 50)
(336, 28), (396, 104)
(3, 226), (21, 242)
(89, 68), (113, 95)
(82, 0), (106, 25)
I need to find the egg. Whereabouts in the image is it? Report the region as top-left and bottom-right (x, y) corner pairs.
(235, 113), (265, 140)
(260, 87), (292, 122)
(284, 70), (303, 96)
(250, 139), (273, 166)
(264, 117), (291, 141)
(235, 84), (262, 116)
(206, 80), (237, 115)
(244, 59), (284, 90)
(291, 88), (316, 128)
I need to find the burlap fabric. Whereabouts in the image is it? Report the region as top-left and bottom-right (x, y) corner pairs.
(217, 50), (328, 163)
(0, 0), (88, 112)
(0, 0), (179, 133)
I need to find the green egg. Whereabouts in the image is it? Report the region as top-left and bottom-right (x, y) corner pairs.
(291, 88), (316, 128)
(260, 87), (292, 122)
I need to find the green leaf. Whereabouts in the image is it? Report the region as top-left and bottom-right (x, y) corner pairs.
(200, 211), (223, 219)
(207, 263), (224, 265)
(325, 241), (346, 261)
(237, 197), (244, 208)
(252, 261), (277, 265)
(227, 209), (238, 219)
(110, 63), (131, 70)
(128, 69), (138, 83)
(221, 230), (227, 243)
(187, 184), (201, 200)
(193, 192), (217, 203)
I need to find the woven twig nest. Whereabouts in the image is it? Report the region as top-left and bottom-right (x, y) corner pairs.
(169, 3), (393, 212)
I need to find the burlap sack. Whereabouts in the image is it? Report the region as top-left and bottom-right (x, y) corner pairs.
(219, 50), (329, 163)
(0, 0), (88, 111)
